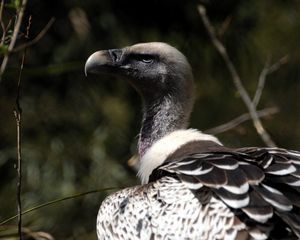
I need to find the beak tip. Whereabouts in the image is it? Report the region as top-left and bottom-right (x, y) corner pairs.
(84, 53), (96, 76)
(84, 62), (89, 77)
(84, 50), (110, 76)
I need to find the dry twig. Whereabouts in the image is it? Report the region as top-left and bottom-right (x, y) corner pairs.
(0, 0), (5, 43)
(253, 55), (289, 107)
(198, 5), (277, 147)
(13, 17), (55, 52)
(0, 188), (118, 226)
(204, 107), (279, 135)
(13, 44), (26, 240)
(0, 225), (55, 240)
(12, 10), (32, 240)
(0, 0), (28, 82)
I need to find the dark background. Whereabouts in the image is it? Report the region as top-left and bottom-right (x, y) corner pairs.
(0, 0), (299, 239)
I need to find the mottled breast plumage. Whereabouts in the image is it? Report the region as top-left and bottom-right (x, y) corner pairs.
(97, 176), (247, 240)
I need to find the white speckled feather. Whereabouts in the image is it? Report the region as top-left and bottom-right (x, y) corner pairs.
(97, 177), (244, 240)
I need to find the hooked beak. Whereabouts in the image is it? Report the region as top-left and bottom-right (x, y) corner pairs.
(84, 49), (124, 76)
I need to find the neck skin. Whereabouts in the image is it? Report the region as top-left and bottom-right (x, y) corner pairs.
(138, 95), (191, 156)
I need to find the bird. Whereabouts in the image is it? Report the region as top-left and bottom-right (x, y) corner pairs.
(85, 42), (300, 240)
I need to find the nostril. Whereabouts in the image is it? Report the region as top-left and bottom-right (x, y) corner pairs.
(111, 51), (118, 61)
(109, 49), (123, 62)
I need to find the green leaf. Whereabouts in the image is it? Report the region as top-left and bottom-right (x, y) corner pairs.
(14, 0), (20, 9)
(0, 44), (8, 55)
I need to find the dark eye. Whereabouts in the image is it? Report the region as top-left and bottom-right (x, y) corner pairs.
(132, 54), (154, 64)
(141, 56), (153, 63)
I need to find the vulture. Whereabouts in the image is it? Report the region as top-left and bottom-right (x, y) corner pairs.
(85, 42), (300, 240)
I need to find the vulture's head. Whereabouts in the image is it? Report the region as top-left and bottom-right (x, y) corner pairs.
(85, 42), (194, 104)
(85, 42), (195, 155)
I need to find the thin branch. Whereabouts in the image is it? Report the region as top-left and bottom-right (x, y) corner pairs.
(204, 107), (279, 135)
(12, 15), (31, 240)
(0, 0), (28, 83)
(253, 55), (289, 108)
(13, 48), (26, 240)
(0, 0), (5, 44)
(1, 17), (14, 45)
(12, 109), (22, 239)
(0, 187), (118, 226)
(13, 17), (55, 52)
(218, 16), (232, 38)
(268, 55), (290, 74)
(0, 226), (54, 240)
(21, 228), (54, 240)
(252, 59), (270, 108)
(198, 5), (276, 147)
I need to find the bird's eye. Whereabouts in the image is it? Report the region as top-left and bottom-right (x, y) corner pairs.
(133, 54), (154, 64)
(141, 57), (153, 64)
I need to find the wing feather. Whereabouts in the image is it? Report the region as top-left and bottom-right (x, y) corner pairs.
(153, 144), (300, 239)
(238, 164), (264, 184)
(222, 168), (249, 194)
(195, 166), (227, 187)
(242, 191), (273, 223)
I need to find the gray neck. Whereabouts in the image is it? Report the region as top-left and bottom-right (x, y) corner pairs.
(138, 96), (191, 156)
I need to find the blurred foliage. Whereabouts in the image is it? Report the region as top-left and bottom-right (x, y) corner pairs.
(0, 0), (299, 239)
